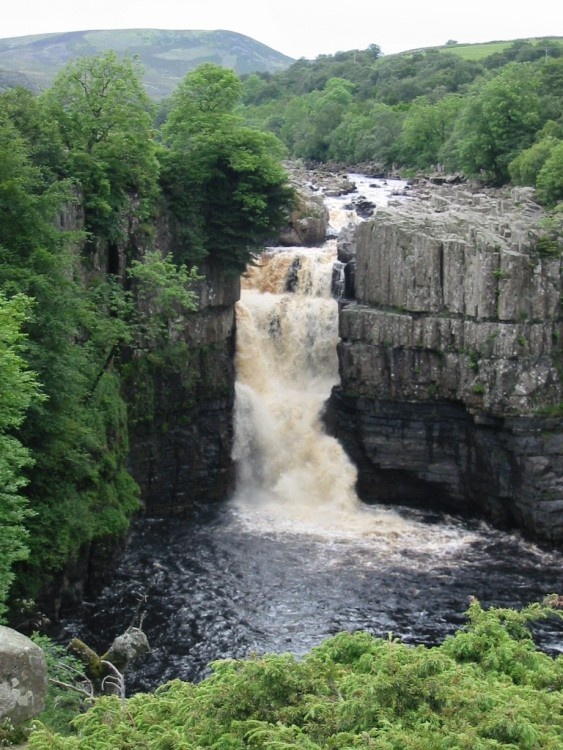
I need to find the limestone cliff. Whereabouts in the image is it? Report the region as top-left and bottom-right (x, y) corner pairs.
(327, 185), (563, 543)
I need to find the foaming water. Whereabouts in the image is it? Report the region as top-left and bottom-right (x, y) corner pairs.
(231, 176), (468, 554)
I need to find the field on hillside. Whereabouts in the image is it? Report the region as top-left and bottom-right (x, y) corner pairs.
(438, 37), (561, 60)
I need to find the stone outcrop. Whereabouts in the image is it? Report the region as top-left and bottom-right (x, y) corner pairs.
(0, 626), (47, 725)
(327, 185), (563, 543)
(125, 260), (239, 515)
(279, 187), (329, 247)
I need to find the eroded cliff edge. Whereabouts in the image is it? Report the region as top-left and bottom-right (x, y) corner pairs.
(327, 185), (563, 543)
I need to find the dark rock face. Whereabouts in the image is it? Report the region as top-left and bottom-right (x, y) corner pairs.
(326, 393), (563, 541)
(328, 185), (563, 543)
(126, 263), (240, 515)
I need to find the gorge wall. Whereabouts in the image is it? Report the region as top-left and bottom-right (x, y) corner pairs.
(122, 183), (329, 516)
(124, 260), (239, 516)
(327, 185), (563, 544)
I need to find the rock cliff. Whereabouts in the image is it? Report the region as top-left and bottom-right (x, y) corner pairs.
(125, 261), (239, 515)
(327, 185), (563, 543)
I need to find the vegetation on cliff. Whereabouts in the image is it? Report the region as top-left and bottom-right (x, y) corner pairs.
(25, 599), (563, 749)
(0, 53), (292, 620)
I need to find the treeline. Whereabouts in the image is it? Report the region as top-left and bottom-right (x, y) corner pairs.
(240, 39), (563, 201)
(0, 55), (292, 621)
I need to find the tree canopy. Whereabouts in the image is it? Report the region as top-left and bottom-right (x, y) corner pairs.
(160, 63), (293, 272)
(239, 39), (563, 201)
(0, 55), (294, 616)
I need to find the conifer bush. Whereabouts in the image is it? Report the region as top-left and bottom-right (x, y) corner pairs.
(27, 599), (563, 750)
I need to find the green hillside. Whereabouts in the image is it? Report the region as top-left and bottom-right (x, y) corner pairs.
(0, 28), (295, 98)
(436, 36), (562, 60)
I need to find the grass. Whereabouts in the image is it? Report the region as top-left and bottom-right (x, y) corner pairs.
(437, 37), (562, 61)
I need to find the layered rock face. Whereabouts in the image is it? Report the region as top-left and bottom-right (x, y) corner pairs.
(126, 262), (239, 515)
(327, 186), (563, 543)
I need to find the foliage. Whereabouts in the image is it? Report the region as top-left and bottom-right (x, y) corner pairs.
(43, 52), (159, 240)
(27, 600), (563, 750)
(536, 204), (563, 256)
(128, 251), (202, 343)
(484, 39), (563, 69)
(449, 63), (544, 183)
(161, 63), (294, 272)
(0, 86), (141, 609)
(30, 633), (93, 735)
(0, 292), (42, 620)
(238, 39), (563, 192)
(509, 135), (560, 189)
(398, 94), (464, 169)
(536, 141), (563, 205)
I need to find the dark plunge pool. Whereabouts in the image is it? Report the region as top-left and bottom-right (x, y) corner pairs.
(59, 500), (563, 694)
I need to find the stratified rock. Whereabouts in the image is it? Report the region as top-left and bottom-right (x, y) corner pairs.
(327, 185), (563, 543)
(0, 626), (47, 724)
(126, 258), (239, 516)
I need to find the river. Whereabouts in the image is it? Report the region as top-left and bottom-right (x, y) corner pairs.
(60, 175), (562, 693)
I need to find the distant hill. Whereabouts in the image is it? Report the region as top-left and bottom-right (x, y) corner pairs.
(0, 28), (295, 99)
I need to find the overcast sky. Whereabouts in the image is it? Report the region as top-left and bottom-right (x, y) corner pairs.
(2, 0), (561, 59)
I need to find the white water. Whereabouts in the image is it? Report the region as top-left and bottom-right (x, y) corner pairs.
(231, 177), (483, 558)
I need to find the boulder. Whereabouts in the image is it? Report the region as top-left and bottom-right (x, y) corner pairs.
(0, 626), (47, 724)
(279, 188), (329, 247)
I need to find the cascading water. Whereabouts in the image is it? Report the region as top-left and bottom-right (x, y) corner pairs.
(60, 175), (562, 693)
(229, 178), (472, 551)
(232, 242), (358, 527)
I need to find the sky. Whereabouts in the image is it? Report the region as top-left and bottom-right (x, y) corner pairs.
(2, 0), (561, 59)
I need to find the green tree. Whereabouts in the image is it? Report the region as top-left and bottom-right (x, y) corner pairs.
(509, 134), (560, 189)
(536, 141), (563, 204)
(329, 103), (405, 166)
(0, 87), (65, 176)
(0, 293), (42, 620)
(398, 94), (463, 169)
(451, 63), (543, 183)
(161, 63), (293, 272)
(43, 52), (159, 239)
(165, 62), (242, 131)
(305, 78), (355, 160)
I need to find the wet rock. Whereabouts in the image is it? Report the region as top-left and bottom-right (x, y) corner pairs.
(279, 188), (329, 247)
(353, 198), (377, 218)
(337, 223), (357, 264)
(327, 184), (563, 543)
(0, 626), (47, 725)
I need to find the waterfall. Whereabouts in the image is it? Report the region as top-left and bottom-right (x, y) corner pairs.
(233, 241), (358, 525)
(231, 177), (409, 536)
